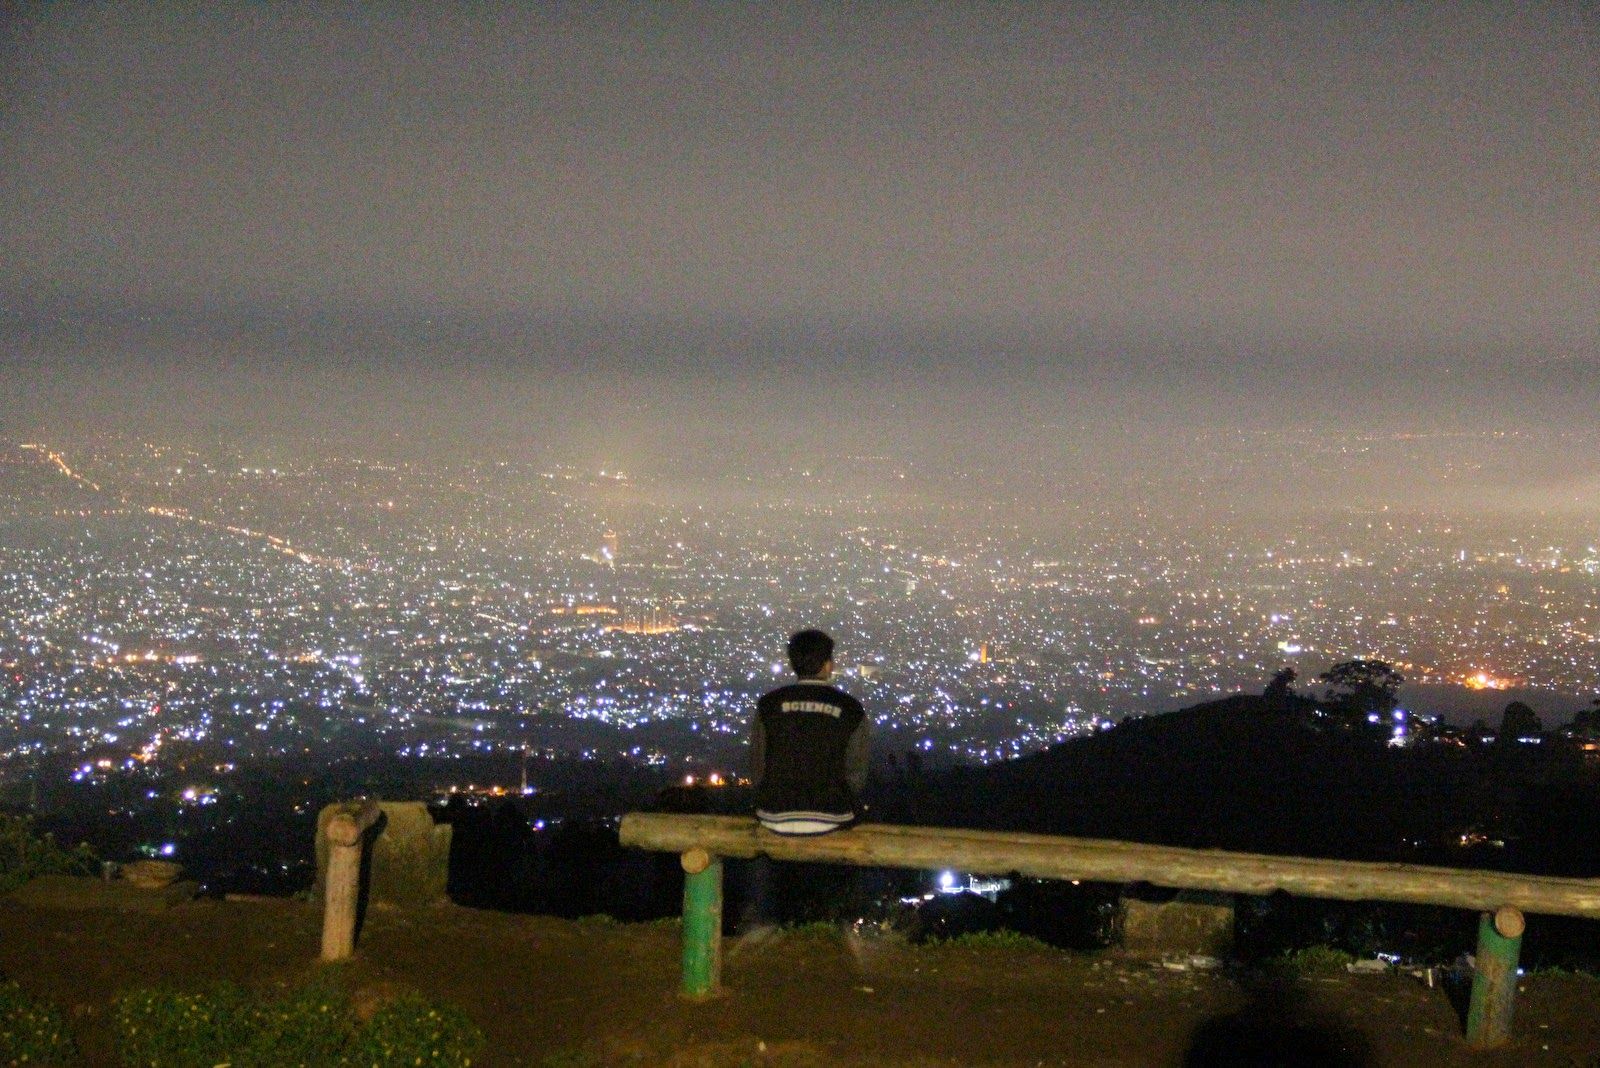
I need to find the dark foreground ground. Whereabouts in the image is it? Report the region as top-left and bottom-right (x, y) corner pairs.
(2, 889), (1599, 1066)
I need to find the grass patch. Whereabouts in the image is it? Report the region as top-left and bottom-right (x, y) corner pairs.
(1527, 964), (1600, 981)
(0, 978), (79, 1065)
(114, 984), (254, 1068)
(235, 978), (354, 1067)
(112, 977), (483, 1067)
(784, 921), (845, 941)
(1269, 945), (1355, 977)
(933, 929), (1056, 952)
(0, 815), (95, 894)
(348, 992), (484, 1067)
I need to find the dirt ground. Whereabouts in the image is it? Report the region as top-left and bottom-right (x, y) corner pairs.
(2, 893), (1599, 1066)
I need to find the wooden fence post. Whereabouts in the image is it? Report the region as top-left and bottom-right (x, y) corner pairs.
(1466, 905), (1524, 1049)
(321, 800), (382, 962)
(680, 847), (723, 999)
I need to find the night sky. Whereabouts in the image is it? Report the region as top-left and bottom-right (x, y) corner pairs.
(2, 5), (1596, 499)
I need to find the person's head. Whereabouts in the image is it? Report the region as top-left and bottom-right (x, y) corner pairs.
(787, 629), (834, 679)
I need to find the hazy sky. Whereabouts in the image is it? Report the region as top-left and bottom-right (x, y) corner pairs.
(2, 4), (1597, 491)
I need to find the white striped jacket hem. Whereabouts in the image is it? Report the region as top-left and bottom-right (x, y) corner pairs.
(755, 809), (855, 836)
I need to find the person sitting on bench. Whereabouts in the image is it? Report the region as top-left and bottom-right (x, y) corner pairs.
(750, 629), (870, 835)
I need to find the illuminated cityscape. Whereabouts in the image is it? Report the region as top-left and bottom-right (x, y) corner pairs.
(3, 433), (1596, 797)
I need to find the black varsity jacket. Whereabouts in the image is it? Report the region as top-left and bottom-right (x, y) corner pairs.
(750, 678), (869, 834)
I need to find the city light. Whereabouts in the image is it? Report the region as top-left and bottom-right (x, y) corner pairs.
(2, 436), (1597, 863)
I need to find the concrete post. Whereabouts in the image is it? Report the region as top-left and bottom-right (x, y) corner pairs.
(319, 801), (381, 962)
(321, 839), (363, 961)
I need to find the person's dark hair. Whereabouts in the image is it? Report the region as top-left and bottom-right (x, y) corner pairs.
(787, 629), (834, 678)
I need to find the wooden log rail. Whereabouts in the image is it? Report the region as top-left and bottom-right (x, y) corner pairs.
(620, 813), (1600, 1048)
(321, 799), (383, 962)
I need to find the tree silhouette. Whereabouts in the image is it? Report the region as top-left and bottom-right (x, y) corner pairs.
(1499, 700), (1542, 742)
(1566, 699), (1600, 741)
(1317, 660), (1403, 734)
(1262, 667), (1299, 714)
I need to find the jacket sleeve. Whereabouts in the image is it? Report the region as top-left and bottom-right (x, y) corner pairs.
(749, 708), (766, 788)
(844, 708), (870, 796)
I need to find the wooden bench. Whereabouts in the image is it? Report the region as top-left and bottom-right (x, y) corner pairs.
(620, 812), (1600, 1049)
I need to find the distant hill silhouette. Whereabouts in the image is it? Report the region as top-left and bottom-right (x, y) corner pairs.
(879, 694), (1600, 876)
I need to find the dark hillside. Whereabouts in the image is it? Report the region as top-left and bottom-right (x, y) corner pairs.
(882, 695), (1600, 874)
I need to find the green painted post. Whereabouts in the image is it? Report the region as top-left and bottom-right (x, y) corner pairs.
(680, 848), (723, 999)
(1466, 906), (1524, 1049)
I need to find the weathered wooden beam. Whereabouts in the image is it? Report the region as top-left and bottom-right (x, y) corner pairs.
(320, 799), (382, 962)
(619, 813), (1600, 919)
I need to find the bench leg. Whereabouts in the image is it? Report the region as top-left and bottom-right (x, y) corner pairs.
(681, 848), (723, 999)
(1466, 906), (1524, 1049)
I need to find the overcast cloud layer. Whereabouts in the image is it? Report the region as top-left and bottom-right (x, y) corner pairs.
(2, 4), (1598, 497)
